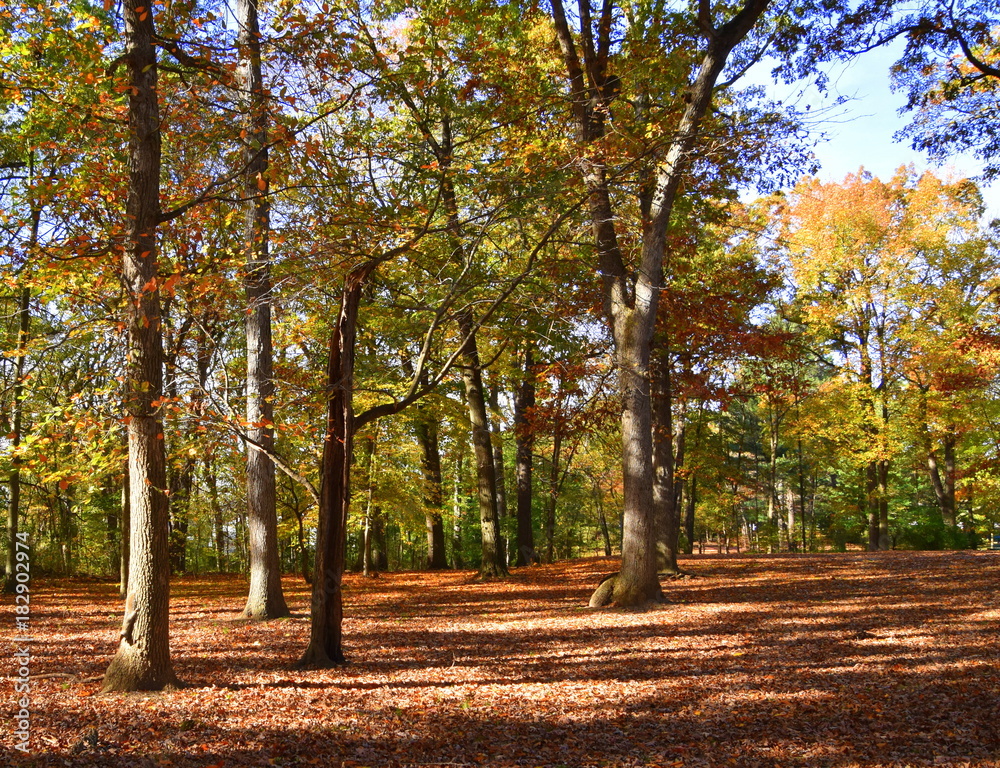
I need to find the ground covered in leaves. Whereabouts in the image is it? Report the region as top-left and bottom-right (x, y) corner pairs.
(3, 552), (1000, 767)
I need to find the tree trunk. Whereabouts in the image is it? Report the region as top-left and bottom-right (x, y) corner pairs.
(168, 457), (193, 574)
(684, 473), (696, 556)
(237, 0), (288, 621)
(513, 347), (536, 566)
(4, 283), (31, 594)
(594, 478), (612, 556)
(102, 0), (178, 691)
(299, 263), (378, 667)
(415, 404), (449, 569)
(488, 383), (509, 566)
(651, 341), (682, 574)
(785, 484), (796, 552)
(458, 313), (507, 578)
(878, 459), (890, 550)
(544, 426), (563, 564)
(4, 187), (38, 594)
(452, 445), (465, 569)
(549, 0), (771, 607)
(613, 330), (661, 604)
(865, 462), (879, 551)
(927, 432), (957, 529)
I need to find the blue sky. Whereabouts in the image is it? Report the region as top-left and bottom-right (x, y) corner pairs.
(750, 40), (1000, 220)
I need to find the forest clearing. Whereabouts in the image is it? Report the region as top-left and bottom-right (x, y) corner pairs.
(5, 552), (1000, 767)
(6, 1), (1000, 761)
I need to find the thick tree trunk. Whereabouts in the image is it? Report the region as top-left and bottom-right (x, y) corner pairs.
(613, 337), (661, 604)
(102, 0), (178, 691)
(458, 313), (508, 578)
(513, 348), (536, 566)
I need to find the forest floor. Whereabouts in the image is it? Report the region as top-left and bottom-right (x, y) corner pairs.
(3, 551), (1000, 767)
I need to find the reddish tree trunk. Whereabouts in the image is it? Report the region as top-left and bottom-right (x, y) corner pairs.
(299, 263), (377, 667)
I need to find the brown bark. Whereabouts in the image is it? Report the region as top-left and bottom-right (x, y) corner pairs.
(488, 383), (509, 566)
(513, 347), (537, 566)
(651, 341), (682, 574)
(4, 284), (31, 594)
(415, 405), (449, 569)
(299, 262), (379, 667)
(927, 433), (957, 529)
(102, 0), (178, 691)
(458, 312), (508, 578)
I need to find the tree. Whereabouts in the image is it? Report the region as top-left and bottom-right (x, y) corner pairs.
(777, 167), (995, 550)
(236, 0), (290, 621)
(457, 311), (507, 577)
(550, 0), (786, 606)
(512, 345), (537, 566)
(413, 393), (449, 570)
(102, 0), (179, 692)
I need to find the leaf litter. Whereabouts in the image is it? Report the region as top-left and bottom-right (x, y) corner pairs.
(3, 551), (1000, 767)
